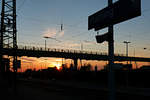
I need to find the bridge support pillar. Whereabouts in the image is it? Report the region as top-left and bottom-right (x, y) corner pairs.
(73, 58), (78, 71)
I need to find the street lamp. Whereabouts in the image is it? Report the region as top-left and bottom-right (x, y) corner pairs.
(123, 41), (131, 64)
(43, 36), (61, 51)
(43, 36), (50, 51)
(81, 42), (83, 51)
(144, 48), (147, 50)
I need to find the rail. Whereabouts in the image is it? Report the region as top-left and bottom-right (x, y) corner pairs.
(17, 45), (125, 57)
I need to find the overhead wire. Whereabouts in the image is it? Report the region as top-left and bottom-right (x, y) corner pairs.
(61, 7), (150, 42)
(17, 0), (27, 13)
(16, 0), (150, 50)
(15, 0), (90, 44)
(142, 8), (150, 13)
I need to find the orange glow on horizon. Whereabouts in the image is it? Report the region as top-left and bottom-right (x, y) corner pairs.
(18, 56), (150, 72)
(53, 63), (62, 70)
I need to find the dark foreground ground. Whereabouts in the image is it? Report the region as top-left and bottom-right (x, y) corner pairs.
(1, 78), (150, 100)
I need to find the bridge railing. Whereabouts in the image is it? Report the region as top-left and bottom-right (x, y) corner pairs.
(17, 45), (125, 56)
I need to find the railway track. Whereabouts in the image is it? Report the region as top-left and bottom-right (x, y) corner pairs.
(16, 79), (150, 100)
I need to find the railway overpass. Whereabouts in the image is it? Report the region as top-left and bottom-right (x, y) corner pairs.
(2, 45), (150, 69)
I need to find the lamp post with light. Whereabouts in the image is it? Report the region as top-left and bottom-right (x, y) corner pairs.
(43, 36), (62, 50)
(123, 41), (131, 64)
(43, 36), (50, 51)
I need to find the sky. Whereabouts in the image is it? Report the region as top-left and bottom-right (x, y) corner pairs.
(1, 0), (150, 70)
(15, 0), (150, 56)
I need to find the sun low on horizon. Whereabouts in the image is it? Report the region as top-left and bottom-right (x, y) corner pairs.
(53, 63), (61, 70)
(16, 56), (150, 73)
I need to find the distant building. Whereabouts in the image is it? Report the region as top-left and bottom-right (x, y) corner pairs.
(104, 63), (132, 71)
(139, 65), (150, 70)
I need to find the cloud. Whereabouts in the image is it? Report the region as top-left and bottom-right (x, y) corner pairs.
(22, 61), (33, 63)
(42, 28), (65, 38)
(84, 40), (97, 45)
(43, 28), (57, 38)
(49, 40), (80, 49)
(62, 41), (80, 49)
(58, 30), (65, 37)
(22, 57), (36, 62)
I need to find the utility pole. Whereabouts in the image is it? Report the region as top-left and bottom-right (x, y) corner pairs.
(123, 41), (131, 64)
(0, 0), (5, 78)
(0, 0), (18, 89)
(81, 42), (83, 51)
(123, 41), (131, 87)
(43, 36), (50, 51)
(45, 39), (46, 50)
(13, 0), (18, 72)
(43, 36), (61, 50)
(1, 0), (18, 77)
(108, 0), (115, 100)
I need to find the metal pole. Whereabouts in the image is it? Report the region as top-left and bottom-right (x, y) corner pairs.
(126, 43), (128, 64)
(123, 41), (131, 64)
(0, 0), (5, 78)
(45, 39), (46, 51)
(134, 48), (138, 69)
(108, 0), (115, 100)
(126, 43), (128, 57)
(80, 42), (83, 68)
(13, 0), (18, 93)
(81, 43), (83, 51)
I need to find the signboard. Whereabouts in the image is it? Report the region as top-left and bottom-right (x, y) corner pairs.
(88, 0), (141, 31)
(96, 33), (109, 43)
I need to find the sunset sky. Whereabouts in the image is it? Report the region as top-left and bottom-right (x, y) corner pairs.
(1, 0), (150, 71)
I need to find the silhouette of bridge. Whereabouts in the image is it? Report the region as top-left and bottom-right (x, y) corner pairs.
(2, 45), (150, 70)
(2, 45), (150, 61)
